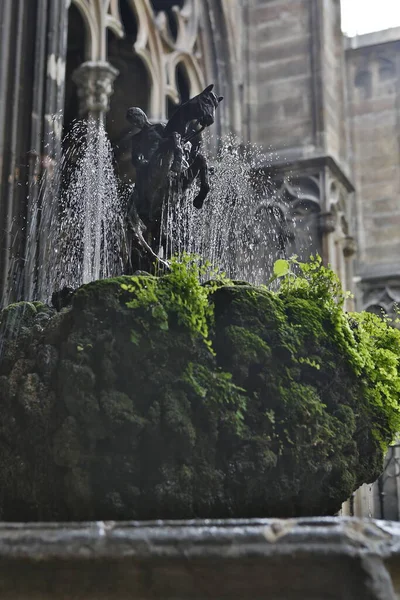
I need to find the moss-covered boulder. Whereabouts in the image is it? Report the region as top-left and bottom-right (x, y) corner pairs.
(0, 258), (399, 521)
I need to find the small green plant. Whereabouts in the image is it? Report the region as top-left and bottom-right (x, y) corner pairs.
(183, 362), (247, 435)
(349, 310), (400, 448)
(271, 254), (400, 450)
(270, 254), (348, 306)
(121, 253), (228, 353)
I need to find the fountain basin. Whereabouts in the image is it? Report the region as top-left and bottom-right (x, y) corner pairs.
(0, 266), (398, 521)
(0, 517), (398, 599)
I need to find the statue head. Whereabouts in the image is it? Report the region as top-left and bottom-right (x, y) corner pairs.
(126, 107), (151, 130)
(190, 84), (223, 128)
(163, 84), (223, 138)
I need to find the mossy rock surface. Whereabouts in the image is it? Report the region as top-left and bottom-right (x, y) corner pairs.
(0, 273), (395, 521)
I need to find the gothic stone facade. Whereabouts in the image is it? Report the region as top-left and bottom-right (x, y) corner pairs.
(1, 0), (399, 313)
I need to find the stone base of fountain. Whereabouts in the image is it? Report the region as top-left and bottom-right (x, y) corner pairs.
(0, 269), (392, 522)
(0, 518), (398, 599)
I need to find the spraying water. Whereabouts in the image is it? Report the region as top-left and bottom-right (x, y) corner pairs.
(0, 114), (317, 372)
(29, 118), (125, 302)
(12, 124), (309, 304)
(161, 136), (292, 285)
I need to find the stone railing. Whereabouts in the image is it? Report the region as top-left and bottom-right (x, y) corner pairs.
(1, 517), (400, 599)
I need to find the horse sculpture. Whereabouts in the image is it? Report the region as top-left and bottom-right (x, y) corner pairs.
(125, 84), (223, 272)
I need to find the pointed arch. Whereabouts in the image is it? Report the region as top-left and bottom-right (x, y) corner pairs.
(165, 53), (204, 107)
(71, 0), (98, 60)
(126, 0), (165, 119)
(63, 3), (87, 133)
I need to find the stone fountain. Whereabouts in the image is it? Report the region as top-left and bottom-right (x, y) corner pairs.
(1, 86), (400, 599)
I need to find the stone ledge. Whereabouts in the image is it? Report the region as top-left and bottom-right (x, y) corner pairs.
(345, 27), (400, 51)
(0, 518), (399, 599)
(261, 152), (355, 192)
(358, 265), (400, 281)
(0, 517), (399, 559)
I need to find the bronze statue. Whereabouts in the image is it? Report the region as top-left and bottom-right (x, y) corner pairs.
(125, 84), (223, 272)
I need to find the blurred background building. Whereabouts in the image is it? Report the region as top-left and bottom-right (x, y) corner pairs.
(1, 0), (399, 517)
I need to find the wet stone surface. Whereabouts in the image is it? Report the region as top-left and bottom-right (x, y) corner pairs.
(0, 517), (399, 599)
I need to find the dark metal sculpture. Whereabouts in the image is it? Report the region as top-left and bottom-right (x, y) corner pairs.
(125, 84), (223, 272)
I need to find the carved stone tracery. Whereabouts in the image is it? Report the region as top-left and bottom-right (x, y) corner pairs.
(69, 0), (124, 116)
(363, 284), (400, 320)
(69, 0), (205, 121)
(143, 0), (205, 118)
(264, 174), (322, 262)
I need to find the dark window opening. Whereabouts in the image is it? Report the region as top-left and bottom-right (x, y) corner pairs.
(176, 63), (190, 103)
(63, 4), (86, 137)
(119, 0), (138, 38)
(107, 13), (150, 185)
(150, 0), (184, 12)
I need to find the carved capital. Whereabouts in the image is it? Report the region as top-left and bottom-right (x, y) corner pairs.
(318, 211), (337, 234)
(72, 61), (119, 117)
(342, 236), (357, 258)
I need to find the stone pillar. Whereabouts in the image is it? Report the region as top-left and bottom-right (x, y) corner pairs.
(72, 61), (119, 120)
(0, 0), (37, 304)
(0, 0), (70, 305)
(29, 0), (69, 303)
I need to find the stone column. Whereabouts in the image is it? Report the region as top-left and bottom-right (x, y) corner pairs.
(0, 0), (70, 305)
(72, 61), (119, 120)
(32, 0), (69, 303)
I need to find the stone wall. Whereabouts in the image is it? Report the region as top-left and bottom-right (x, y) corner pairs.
(246, 0), (355, 293)
(346, 28), (400, 315)
(247, 0), (347, 162)
(247, 0), (315, 154)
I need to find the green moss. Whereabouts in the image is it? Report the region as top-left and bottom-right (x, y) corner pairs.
(99, 391), (147, 431)
(72, 275), (154, 311)
(1, 301), (37, 320)
(53, 416), (83, 468)
(0, 255), (399, 521)
(183, 362), (247, 435)
(121, 255), (220, 353)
